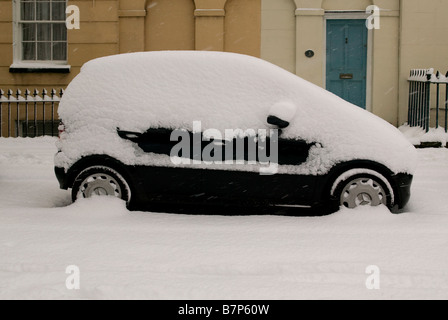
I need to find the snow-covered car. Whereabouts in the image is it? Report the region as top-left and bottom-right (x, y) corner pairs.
(54, 51), (417, 214)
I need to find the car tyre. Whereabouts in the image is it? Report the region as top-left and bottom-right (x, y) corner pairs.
(331, 170), (394, 210)
(71, 165), (131, 204)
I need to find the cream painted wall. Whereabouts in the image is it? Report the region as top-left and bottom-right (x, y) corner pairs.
(398, 0), (448, 126)
(145, 0), (195, 51)
(322, 0), (371, 11)
(0, 0), (120, 89)
(371, 14), (400, 125)
(0, 0), (261, 89)
(261, 0), (296, 73)
(225, 0), (261, 57)
(260, 0), (403, 126)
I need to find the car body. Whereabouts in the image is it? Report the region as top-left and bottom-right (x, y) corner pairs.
(54, 51), (417, 214)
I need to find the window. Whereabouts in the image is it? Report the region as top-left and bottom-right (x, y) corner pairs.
(14, 0), (67, 65)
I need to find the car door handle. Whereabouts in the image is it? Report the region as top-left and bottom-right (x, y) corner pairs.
(339, 73), (353, 79)
(117, 129), (142, 142)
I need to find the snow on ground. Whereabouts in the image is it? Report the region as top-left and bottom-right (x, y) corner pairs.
(399, 124), (448, 146)
(0, 137), (447, 300)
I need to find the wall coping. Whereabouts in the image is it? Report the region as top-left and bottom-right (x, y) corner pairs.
(118, 9), (147, 18)
(194, 9), (226, 17)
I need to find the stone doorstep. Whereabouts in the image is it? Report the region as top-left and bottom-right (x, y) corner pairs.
(414, 141), (445, 148)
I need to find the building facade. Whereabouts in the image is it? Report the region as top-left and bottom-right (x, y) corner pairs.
(1, 0), (447, 131)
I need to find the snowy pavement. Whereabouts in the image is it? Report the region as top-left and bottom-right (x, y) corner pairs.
(0, 137), (447, 299)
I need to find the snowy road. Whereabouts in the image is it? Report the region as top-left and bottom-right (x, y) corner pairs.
(0, 138), (447, 299)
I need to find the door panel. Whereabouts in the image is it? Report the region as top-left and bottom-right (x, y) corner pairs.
(119, 128), (317, 206)
(326, 19), (367, 109)
(118, 128), (206, 202)
(200, 136), (316, 205)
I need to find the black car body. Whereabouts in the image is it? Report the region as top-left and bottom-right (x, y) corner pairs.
(54, 51), (416, 214)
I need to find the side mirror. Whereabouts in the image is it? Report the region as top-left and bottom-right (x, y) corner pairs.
(267, 115), (290, 129)
(267, 101), (297, 129)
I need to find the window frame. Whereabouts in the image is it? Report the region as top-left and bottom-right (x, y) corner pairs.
(11, 0), (70, 72)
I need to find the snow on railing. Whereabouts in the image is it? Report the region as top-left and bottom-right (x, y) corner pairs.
(408, 70), (448, 133)
(0, 88), (64, 138)
(408, 68), (448, 83)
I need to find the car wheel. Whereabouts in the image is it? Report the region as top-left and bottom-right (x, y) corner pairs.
(331, 169), (393, 209)
(71, 166), (131, 203)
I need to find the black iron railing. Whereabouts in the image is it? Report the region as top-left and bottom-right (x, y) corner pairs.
(0, 88), (63, 138)
(408, 69), (448, 132)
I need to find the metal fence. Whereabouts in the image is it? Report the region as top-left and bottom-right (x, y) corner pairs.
(408, 69), (448, 132)
(0, 88), (63, 138)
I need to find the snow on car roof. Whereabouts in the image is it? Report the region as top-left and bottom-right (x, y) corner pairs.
(57, 51), (416, 174)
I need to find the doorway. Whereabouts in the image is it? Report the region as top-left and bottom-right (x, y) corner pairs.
(326, 19), (368, 109)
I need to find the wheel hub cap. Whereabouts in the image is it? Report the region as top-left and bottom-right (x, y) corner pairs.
(80, 173), (122, 199)
(340, 177), (386, 209)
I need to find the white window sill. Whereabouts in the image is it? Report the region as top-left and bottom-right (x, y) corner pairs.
(9, 63), (71, 73)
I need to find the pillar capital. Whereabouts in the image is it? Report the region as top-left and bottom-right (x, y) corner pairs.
(194, 0), (228, 17)
(119, 0), (146, 12)
(194, 0), (228, 10)
(293, 0), (323, 10)
(372, 0), (399, 11)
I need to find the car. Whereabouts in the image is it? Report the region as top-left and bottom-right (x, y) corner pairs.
(54, 51), (417, 215)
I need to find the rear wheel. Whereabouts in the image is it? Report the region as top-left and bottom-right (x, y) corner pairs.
(72, 166), (131, 203)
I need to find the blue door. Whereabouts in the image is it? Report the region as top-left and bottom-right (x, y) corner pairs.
(326, 19), (367, 109)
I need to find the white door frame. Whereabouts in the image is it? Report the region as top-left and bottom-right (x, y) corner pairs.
(323, 11), (373, 112)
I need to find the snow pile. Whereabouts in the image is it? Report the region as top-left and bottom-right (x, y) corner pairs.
(399, 124), (448, 146)
(268, 101), (297, 123)
(57, 51), (417, 175)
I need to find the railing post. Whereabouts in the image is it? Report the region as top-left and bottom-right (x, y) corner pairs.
(33, 89), (38, 137)
(15, 89), (21, 137)
(0, 89), (3, 136)
(425, 78), (430, 132)
(42, 89), (47, 136)
(51, 89), (56, 136)
(446, 74), (448, 133)
(24, 89), (30, 137)
(7, 89), (12, 137)
(407, 70), (414, 125)
(436, 71), (440, 129)
(420, 79), (425, 128)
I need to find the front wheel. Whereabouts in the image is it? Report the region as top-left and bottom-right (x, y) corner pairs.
(331, 169), (394, 210)
(71, 166), (131, 204)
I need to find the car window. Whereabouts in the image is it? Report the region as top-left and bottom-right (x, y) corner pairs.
(118, 128), (312, 166)
(277, 137), (313, 165)
(137, 128), (176, 156)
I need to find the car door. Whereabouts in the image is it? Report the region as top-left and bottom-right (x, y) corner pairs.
(118, 128), (206, 203)
(200, 132), (317, 206)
